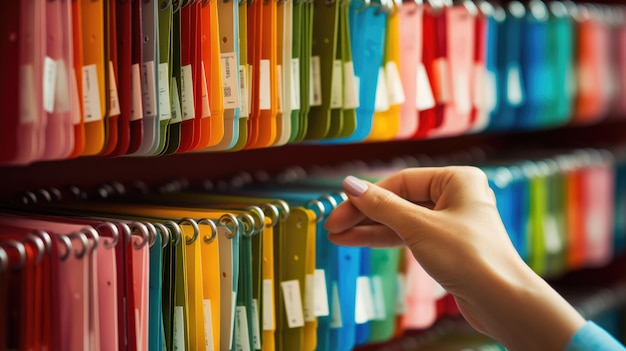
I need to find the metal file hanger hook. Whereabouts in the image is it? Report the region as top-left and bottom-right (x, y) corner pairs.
(0, 247), (8, 273)
(271, 200), (291, 220)
(178, 218), (200, 244)
(0, 240), (25, 269)
(260, 203), (280, 228)
(305, 199), (325, 223)
(22, 234), (45, 265)
(128, 222), (151, 249)
(163, 220), (183, 247)
(80, 227), (100, 254)
(67, 231), (89, 259)
(197, 218), (218, 244)
(142, 222), (158, 248)
(95, 222), (120, 248)
(237, 213), (256, 237)
(153, 223), (171, 249)
(57, 235), (72, 261)
(244, 206), (266, 233)
(218, 214), (240, 239)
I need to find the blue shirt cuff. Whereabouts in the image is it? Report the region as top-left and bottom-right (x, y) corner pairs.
(565, 321), (625, 351)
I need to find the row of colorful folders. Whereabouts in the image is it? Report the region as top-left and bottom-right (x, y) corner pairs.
(3, 0), (626, 165)
(1, 146), (626, 351)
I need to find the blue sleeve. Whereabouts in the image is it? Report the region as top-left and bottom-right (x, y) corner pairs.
(565, 321), (626, 351)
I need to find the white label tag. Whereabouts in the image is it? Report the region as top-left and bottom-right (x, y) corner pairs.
(170, 79), (183, 123)
(130, 64), (143, 121)
(180, 64), (195, 121)
(247, 65), (253, 116)
(277, 65), (284, 113)
(453, 71), (472, 114)
(313, 269), (329, 317)
(330, 60), (343, 109)
(234, 306), (251, 351)
(330, 281), (342, 328)
(230, 292), (237, 350)
(43, 56), (57, 113)
(239, 65), (249, 117)
(203, 300), (215, 351)
(304, 274), (315, 322)
(395, 274), (407, 315)
(262, 279), (274, 331)
(432, 58), (452, 104)
(173, 306), (185, 351)
(141, 60), (158, 117)
(416, 62), (436, 111)
(472, 64), (486, 109)
(343, 61), (359, 109)
(251, 300), (262, 350)
(543, 215), (562, 255)
(371, 276), (387, 321)
(355, 276), (375, 324)
(385, 61), (406, 105)
(201, 62), (211, 118)
(70, 68), (81, 124)
(291, 58), (301, 109)
(259, 59), (271, 111)
(374, 67), (390, 112)
(82, 64), (103, 122)
(55, 60), (71, 113)
(221, 52), (240, 109)
(281, 280), (305, 328)
(108, 61), (121, 116)
(19, 65), (36, 123)
(483, 69), (497, 112)
(310, 56), (322, 106)
(507, 64), (524, 106)
(157, 63), (172, 121)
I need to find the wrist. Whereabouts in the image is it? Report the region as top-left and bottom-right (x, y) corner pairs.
(470, 263), (585, 351)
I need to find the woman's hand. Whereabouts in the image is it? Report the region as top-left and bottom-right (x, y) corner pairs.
(325, 166), (585, 351)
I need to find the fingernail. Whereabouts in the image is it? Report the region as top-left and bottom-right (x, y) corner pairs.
(343, 176), (368, 197)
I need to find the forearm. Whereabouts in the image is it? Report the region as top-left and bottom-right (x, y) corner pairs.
(463, 264), (586, 351)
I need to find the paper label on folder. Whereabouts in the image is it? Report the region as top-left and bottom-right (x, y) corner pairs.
(330, 281), (342, 328)
(310, 56), (322, 106)
(201, 62), (211, 118)
(108, 61), (121, 116)
(157, 63), (172, 121)
(170, 79), (183, 123)
(130, 64), (143, 121)
(221, 52), (240, 109)
(374, 67), (390, 112)
(203, 300), (215, 351)
(43, 56), (58, 113)
(55, 60), (71, 113)
(173, 306), (185, 351)
(371, 276), (387, 320)
(291, 58), (301, 109)
(355, 276), (375, 324)
(330, 60), (343, 109)
(180, 64), (195, 121)
(506, 64), (524, 106)
(82, 64), (103, 122)
(259, 60), (271, 111)
(262, 279), (274, 330)
(141, 60), (158, 117)
(416, 62), (436, 111)
(239, 65), (249, 117)
(251, 299), (262, 349)
(234, 306), (251, 351)
(385, 61), (406, 105)
(313, 269), (329, 317)
(281, 280), (305, 328)
(343, 61), (359, 109)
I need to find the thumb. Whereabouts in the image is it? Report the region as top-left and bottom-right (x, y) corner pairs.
(341, 175), (437, 240)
